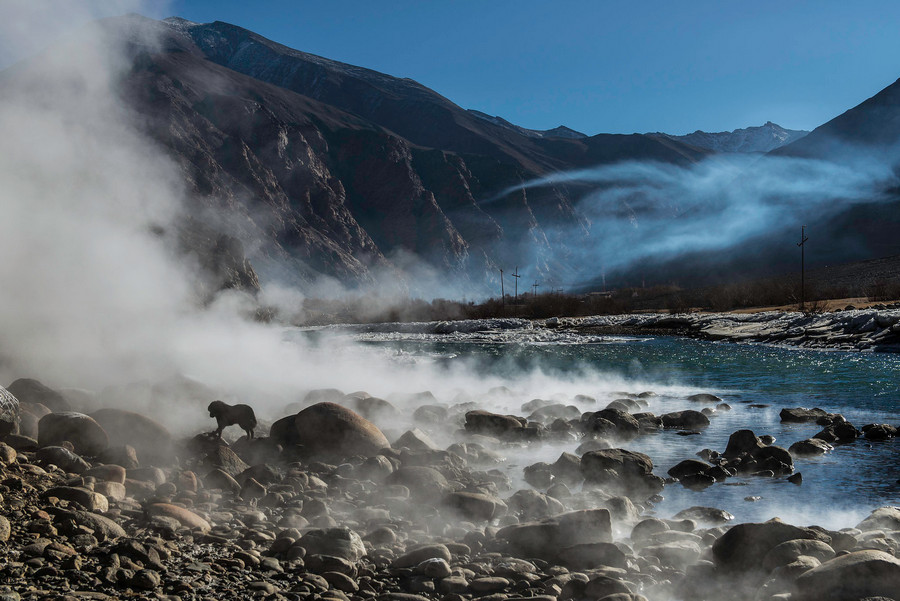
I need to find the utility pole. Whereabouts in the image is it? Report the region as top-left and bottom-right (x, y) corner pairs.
(499, 269), (505, 307)
(533, 280), (540, 298)
(798, 225), (809, 311)
(512, 267), (521, 306)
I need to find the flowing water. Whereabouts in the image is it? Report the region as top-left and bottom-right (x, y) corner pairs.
(349, 330), (900, 530)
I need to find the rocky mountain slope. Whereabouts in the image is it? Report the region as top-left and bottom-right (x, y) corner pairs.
(102, 16), (713, 291)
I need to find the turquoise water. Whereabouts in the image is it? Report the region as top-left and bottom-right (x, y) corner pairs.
(367, 336), (900, 528)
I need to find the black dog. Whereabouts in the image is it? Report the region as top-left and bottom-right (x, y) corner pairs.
(208, 400), (257, 439)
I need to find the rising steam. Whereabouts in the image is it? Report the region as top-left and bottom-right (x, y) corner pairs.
(490, 149), (898, 287)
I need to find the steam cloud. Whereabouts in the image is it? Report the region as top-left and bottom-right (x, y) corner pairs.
(493, 150), (898, 288)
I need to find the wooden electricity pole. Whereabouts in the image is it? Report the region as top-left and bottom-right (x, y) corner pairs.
(512, 267), (521, 306)
(798, 225), (809, 311)
(532, 280), (540, 298)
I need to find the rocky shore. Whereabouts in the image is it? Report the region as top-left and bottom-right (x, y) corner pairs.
(569, 307), (900, 352)
(0, 378), (898, 601)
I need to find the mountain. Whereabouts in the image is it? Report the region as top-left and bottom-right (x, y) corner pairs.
(71, 15), (712, 292)
(774, 78), (900, 159)
(656, 122), (808, 153)
(9, 14), (897, 299)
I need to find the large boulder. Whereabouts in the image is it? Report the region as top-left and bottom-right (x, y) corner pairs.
(293, 402), (389, 459)
(723, 429), (765, 458)
(581, 448), (663, 499)
(762, 538), (835, 572)
(146, 503), (211, 533)
(788, 438), (833, 457)
(443, 491), (506, 521)
(497, 508), (612, 561)
(34, 446), (90, 473)
(464, 410), (524, 438)
(793, 550), (900, 601)
(385, 466), (451, 502)
(588, 408), (640, 440)
(298, 527), (366, 562)
(661, 410), (710, 429)
(90, 408), (173, 464)
(38, 412), (108, 456)
(7, 378), (70, 412)
(712, 519), (831, 573)
(780, 407), (830, 423)
(856, 506), (900, 533)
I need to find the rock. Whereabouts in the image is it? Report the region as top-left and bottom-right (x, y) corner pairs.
(813, 421), (860, 444)
(856, 507), (900, 532)
(641, 540), (702, 569)
(724, 430), (765, 458)
(464, 410), (524, 437)
(413, 404), (448, 424)
(780, 407), (830, 423)
(583, 576), (633, 599)
(293, 402), (390, 459)
(687, 393), (723, 404)
(269, 414), (301, 446)
(762, 539), (836, 572)
(631, 518), (669, 542)
(673, 506), (734, 526)
(83, 464), (126, 484)
(497, 509), (612, 561)
(34, 446), (90, 473)
(590, 408), (640, 440)
(130, 569), (161, 590)
(98, 445), (139, 470)
(66, 510), (126, 541)
(129, 466), (166, 486)
(794, 550), (900, 601)
(789, 438), (833, 457)
(444, 491), (506, 521)
(299, 527), (366, 562)
(712, 519), (831, 573)
(524, 461), (553, 488)
(557, 542), (626, 569)
(7, 379), (70, 412)
(470, 576), (509, 593)
(667, 459), (712, 480)
(557, 509), (613, 544)
(581, 448), (663, 499)
(205, 468), (241, 494)
(394, 428), (438, 451)
(753, 445), (794, 475)
(508, 489), (565, 518)
(862, 424), (898, 441)
(0, 516), (9, 542)
(346, 396), (399, 423)
(385, 466), (450, 502)
(146, 503), (211, 533)
(2, 433), (38, 452)
(38, 412), (108, 456)
(550, 451), (583, 484)
(90, 408), (173, 464)
(94, 481), (126, 501)
(43, 486), (108, 513)
(202, 445), (250, 478)
(392, 544), (451, 568)
(661, 410), (710, 429)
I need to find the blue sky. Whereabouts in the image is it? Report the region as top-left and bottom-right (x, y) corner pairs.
(12, 1), (900, 135)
